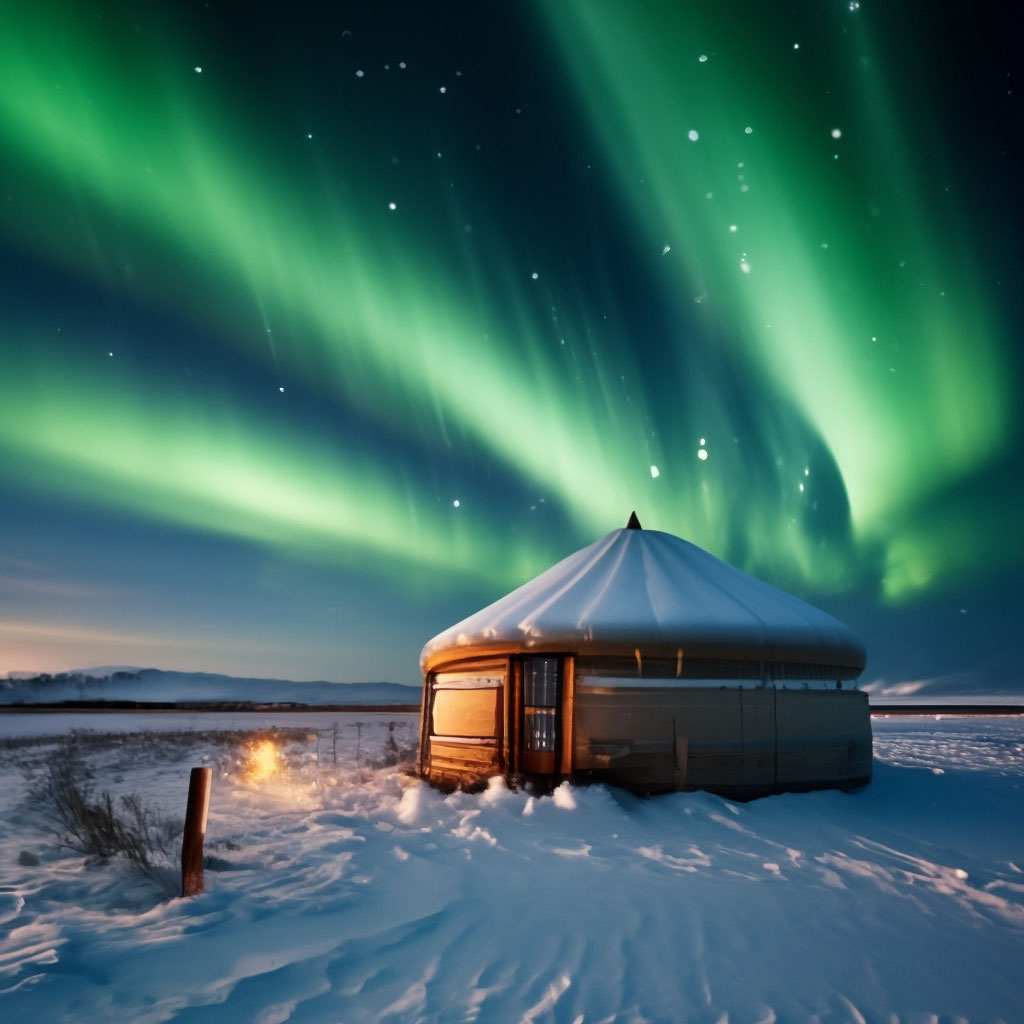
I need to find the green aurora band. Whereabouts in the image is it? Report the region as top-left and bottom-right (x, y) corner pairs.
(542, 2), (1014, 599)
(0, 3), (651, 586)
(0, 1), (1015, 607)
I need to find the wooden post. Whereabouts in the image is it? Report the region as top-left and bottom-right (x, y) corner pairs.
(181, 766), (212, 897)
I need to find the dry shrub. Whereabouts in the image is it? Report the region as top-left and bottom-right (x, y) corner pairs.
(25, 737), (180, 877)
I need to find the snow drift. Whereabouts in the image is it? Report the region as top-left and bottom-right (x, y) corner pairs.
(1, 712), (1022, 1022)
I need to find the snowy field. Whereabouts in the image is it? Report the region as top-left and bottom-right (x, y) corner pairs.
(1, 712), (1022, 1024)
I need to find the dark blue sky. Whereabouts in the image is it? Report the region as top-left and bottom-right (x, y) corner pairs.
(1, 1), (1021, 689)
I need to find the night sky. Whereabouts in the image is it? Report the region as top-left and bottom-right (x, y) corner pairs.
(1, 1), (1021, 690)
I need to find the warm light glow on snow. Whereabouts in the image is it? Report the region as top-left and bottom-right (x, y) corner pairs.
(246, 739), (279, 782)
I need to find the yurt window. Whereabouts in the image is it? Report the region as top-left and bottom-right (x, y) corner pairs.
(431, 670), (503, 740)
(523, 657), (560, 752)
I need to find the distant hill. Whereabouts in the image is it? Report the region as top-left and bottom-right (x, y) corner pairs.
(861, 663), (1022, 705)
(0, 667), (421, 707)
(5, 665), (1017, 709)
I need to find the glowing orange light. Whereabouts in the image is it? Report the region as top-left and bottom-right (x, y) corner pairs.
(246, 739), (279, 782)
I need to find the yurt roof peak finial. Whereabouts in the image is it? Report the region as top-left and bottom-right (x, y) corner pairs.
(626, 511), (643, 530)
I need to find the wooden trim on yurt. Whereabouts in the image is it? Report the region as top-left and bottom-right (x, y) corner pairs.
(417, 673), (432, 777)
(502, 662), (512, 776)
(510, 656), (523, 777)
(521, 750), (556, 774)
(421, 638), (865, 678)
(560, 655), (575, 776)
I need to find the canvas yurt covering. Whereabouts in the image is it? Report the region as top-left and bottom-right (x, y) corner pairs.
(418, 517), (871, 797)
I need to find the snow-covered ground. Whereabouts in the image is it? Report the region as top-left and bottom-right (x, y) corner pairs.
(1, 712), (1022, 1023)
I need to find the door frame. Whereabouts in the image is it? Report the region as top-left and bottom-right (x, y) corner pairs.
(511, 654), (575, 780)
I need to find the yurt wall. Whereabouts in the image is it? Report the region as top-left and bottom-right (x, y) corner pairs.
(420, 651), (872, 795)
(573, 682), (870, 794)
(775, 688), (872, 787)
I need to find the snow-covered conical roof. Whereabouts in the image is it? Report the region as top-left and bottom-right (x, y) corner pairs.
(421, 524), (865, 675)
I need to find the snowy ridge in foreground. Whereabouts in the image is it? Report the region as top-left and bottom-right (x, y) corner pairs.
(0, 667), (420, 706)
(0, 714), (1022, 1022)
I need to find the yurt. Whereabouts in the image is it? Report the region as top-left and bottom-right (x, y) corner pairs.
(417, 515), (872, 798)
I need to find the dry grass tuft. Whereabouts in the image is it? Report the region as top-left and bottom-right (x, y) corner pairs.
(24, 737), (180, 880)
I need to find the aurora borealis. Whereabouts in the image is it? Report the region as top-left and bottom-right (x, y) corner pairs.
(1, 1), (1021, 688)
